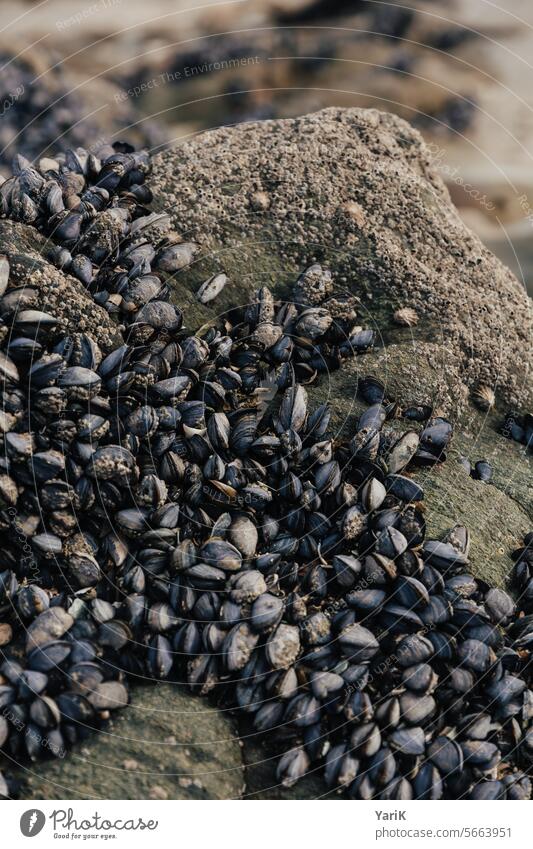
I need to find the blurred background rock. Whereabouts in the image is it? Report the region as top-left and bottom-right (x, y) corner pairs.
(1, 0), (533, 284)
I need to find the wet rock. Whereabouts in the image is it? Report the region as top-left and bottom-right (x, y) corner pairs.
(18, 685), (244, 800)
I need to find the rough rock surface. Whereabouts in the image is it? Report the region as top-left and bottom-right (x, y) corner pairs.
(0, 221), (122, 353)
(152, 107), (533, 412)
(4, 107), (532, 800)
(20, 685), (244, 800)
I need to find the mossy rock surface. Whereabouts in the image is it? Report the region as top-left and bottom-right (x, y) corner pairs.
(18, 686), (244, 801)
(4, 107), (532, 800)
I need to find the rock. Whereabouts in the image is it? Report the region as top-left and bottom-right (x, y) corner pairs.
(424, 455), (531, 588)
(152, 107), (533, 412)
(0, 220), (122, 353)
(18, 685), (244, 800)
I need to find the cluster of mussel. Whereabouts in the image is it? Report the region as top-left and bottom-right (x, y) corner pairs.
(0, 141), (197, 329)
(0, 142), (532, 801)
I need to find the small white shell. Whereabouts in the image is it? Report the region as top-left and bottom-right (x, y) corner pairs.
(196, 272), (228, 304)
(0, 255), (9, 297)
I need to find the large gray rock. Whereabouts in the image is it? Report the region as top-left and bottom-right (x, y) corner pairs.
(152, 107), (533, 413)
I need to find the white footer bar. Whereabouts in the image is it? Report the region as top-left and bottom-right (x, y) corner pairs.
(3, 799), (530, 848)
